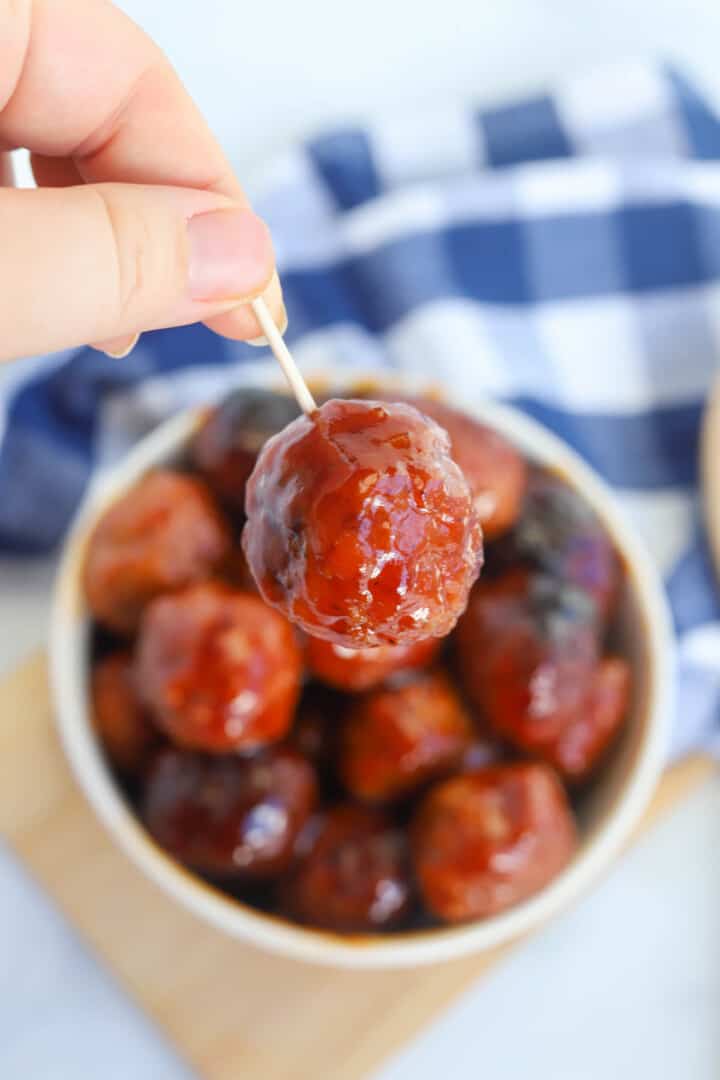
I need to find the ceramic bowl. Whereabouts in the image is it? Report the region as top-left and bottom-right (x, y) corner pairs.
(50, 366), (673, 968)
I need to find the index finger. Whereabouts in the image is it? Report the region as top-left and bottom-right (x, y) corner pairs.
(0, 0), (242, 196)
(0, 0), (283, 339)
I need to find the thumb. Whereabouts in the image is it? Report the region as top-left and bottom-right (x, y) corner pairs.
(0, 183), (281, 361)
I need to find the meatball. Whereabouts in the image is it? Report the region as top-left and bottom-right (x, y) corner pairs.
(281, 805), (413, 931)
(547, 656), (631, 782)
(412, 763), (577, 923)
(90, 652), (157, 774)
(83, 469), (230, 634)
(305, 635), (440, 692)
(457, 571), (599, 764)
(400, 397), (527, 540)
(243, 399), (483, 647)
(135, 582), (302, 753)
(494, 469), (620, 621)
(192, 388), (300, 511)
(143, 747), (316, 878)
(457, 572), (628, 781)
(339, 670), (473, 802)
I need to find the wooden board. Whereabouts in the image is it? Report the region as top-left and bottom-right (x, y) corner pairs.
(0, 654), (715, 1080)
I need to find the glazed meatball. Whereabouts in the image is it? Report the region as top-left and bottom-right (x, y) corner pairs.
(457, 571), (599, 763)
(91, 652), (157, 774)
(243, 399), (483, 648)
(547, 656), (631, 782)
(135, 582), (302, 753)
(457, 571), (628, 780)
(143, 747), (316, 878)
(192, 388), (300, 511)
(494, 469), (620, 621)
(339, 670), (473, 802)
(305, 636), (440, 692)
(412, 763), (577, 923)
(83, 470), (230, 634)
(281, 805), (413, 931)
(400, 397), (527, 540)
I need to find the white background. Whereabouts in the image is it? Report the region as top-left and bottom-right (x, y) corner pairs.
(1, 1), (719, 1077)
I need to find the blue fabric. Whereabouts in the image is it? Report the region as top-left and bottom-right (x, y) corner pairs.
(2, 60), (719, 754)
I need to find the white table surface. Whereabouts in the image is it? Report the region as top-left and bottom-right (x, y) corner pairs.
(2, 2), (720, 1077)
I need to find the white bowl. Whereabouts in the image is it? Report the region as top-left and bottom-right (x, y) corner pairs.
(50, 366), (674, 969)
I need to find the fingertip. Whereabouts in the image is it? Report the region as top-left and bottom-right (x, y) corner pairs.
(203, 269), (287, 343)
(91, 332), (140, 358)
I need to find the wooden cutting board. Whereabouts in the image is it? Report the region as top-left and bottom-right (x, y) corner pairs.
(0, 654), (714, 1080)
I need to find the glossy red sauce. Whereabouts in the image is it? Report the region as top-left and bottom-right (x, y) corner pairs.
(385, 395), (528, 540)
(83, 469), (230, 634)
(457, 570), (629, 779)
(143, 746), (316, 877)
(135, 582), (302, 753)
(339, 670), (473, 802)
(242, 399), (484, 647)
(305, 635), (440, 692)
(281, 804), (413, 931)
(411, 762), (577, 922)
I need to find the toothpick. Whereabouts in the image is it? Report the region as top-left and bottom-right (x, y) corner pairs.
(250, 296), (317, 416)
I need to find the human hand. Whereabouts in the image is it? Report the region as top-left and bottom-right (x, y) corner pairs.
(0, 0), (284, 361)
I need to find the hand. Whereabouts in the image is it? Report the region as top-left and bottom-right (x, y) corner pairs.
(0, 0), (284, 361)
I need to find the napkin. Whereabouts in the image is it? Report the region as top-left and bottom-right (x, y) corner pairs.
(2, 60), (719, 756)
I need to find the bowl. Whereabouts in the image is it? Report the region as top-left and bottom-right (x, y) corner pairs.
(50, 365), (674, 968)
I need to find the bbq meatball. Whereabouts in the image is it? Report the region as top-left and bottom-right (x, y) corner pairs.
(83, 470), (230, 634)
(494, 469), (620, 621)
(91, 652), (157, 773)
(457, 571), (599, 762)
(412, 763), (577, 922)
(143, 747), (316, 878)
(457, 572), (628, 780)
(243, 399), (483, 647)
(281, 805), (413, 931)
(548, 656), (631, 782)
(305, 636), (440, 692)
(339, 670), (473, 802)
(400, 397), (527, 540)
(135, 582), (302, 753)
(192, 388), (300, 511)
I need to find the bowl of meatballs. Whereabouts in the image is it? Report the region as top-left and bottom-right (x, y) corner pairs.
(50, 367), (673, 968)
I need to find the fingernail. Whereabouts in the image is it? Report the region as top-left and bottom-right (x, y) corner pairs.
(93, 333), (140, 359)
(247, 270), (287, 347)
(187, 208), (274, 302)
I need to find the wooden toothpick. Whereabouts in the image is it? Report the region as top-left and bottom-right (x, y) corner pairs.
(250, 296), (317, 416)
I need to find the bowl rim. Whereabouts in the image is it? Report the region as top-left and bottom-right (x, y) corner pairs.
(49, 365), (674, 969)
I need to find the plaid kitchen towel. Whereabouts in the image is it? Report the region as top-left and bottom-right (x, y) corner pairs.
(1, 60), (719, 755)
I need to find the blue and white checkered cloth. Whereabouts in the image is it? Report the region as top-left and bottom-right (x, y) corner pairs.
(1, 60), (719, 757)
